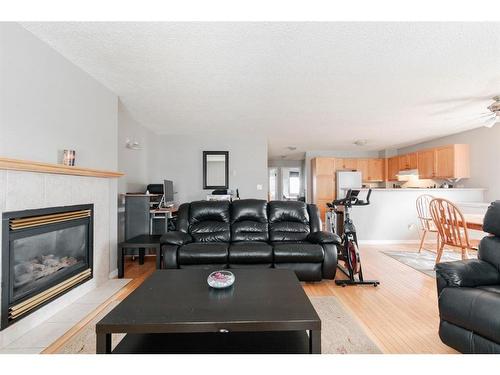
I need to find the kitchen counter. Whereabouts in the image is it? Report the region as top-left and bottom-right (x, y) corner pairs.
(335, 188), (487, 242)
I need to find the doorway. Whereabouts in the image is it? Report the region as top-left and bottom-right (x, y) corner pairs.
(268, 166), (304, 201)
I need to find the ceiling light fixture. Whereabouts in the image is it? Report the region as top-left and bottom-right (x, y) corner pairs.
(125, 139), (142, 150)
(353, 139), (368, 146)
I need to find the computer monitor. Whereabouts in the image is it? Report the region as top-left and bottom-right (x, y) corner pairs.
(163, 180), (174, 203)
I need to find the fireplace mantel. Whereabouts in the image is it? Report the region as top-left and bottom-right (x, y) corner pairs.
(0, 157), (124, 178)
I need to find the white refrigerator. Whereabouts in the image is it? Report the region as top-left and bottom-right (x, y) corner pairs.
(336, 171), (363, 199)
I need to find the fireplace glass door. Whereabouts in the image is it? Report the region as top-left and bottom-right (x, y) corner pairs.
(11, 222), (89, 302)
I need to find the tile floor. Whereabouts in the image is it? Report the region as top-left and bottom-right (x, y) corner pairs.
(0, 278), (130, 354)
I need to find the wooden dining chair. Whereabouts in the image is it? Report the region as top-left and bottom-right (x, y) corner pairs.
(429, 198), (477, 264)
(416, 194), (438, 252)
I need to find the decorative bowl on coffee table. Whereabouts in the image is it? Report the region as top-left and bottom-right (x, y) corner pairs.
(207, 270), (235, 289)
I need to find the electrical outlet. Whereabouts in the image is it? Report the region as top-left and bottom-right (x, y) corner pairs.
(256, 184), (263, 191)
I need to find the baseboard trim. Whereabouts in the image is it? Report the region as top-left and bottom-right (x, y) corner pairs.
(358, 240), (422, 245)
(108, 269), (118, 279)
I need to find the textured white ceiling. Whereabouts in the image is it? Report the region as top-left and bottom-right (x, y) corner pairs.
(21, 22), (500, 159)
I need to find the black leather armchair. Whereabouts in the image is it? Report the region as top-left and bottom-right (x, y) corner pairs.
(436, 200), (500, 353)
(160, 199), (340, 281)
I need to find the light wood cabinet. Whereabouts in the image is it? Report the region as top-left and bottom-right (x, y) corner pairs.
(311, 145), (470, 214)
(338, 158), (358, 170)
(387, 156), (399, 181)
(434, 146), (453, 178)
(367, 158), (385, 182)
(311, 155), (386, 218)
(398, 152), (418, 170)
(408, 153), (418, 169)
(314, 157), (335, 175)
(357, 159), (369, 181)
(417, 149), (436, 179)
(434, 144), (470, 179)
(415, 144), (470, 180)
(311, 158), (336, 219)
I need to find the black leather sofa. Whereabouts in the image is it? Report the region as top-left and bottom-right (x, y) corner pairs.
(435, 200), (500, 353)
(160, 199), (340, 281)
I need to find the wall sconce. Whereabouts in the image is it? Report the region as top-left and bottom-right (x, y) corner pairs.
(125, 139), (142, 150)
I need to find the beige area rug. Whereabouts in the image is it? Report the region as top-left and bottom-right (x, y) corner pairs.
(383, 249), (477, 277)
(55, 296), (381, 354)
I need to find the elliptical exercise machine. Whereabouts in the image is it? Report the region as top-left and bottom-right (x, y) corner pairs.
(327, 189), (380, 287)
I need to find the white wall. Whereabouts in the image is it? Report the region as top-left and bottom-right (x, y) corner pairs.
(0, 23), (120, 345)
(349, 189), (485, 242)
(148, 133), (268, 203)
(397, 125), (500, 202)
(305, 150), (381, 202)
(0, 23), (117, 170)
(117, 101), (153, 194)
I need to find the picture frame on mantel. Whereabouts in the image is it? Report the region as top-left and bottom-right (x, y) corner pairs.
(203, 151), (229, 190)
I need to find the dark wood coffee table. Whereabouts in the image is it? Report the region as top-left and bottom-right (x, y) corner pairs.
(96, 269), (321, 354)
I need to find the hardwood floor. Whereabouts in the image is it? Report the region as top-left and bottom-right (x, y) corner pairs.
(303, 243), (455, 353)
(43, 244), (455, 354)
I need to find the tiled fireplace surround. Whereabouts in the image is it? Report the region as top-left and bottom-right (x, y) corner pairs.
(0, 169), (118, 347)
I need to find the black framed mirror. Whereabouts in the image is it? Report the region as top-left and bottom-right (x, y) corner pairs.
(203, 151), (229, 190)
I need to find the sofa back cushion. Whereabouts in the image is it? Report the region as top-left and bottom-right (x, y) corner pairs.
(479, 201), (500, 272)
(268, 201), (311, 242)
(231, 199), (268, 242)
(189, 201), (230, 242)
(175, 203), (190, 233)
(483, 201), (500, 237)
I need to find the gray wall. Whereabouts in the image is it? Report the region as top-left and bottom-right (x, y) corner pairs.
(117, 101), (153, 194)
(398, 125), (500, 202)
(0, 23), (118, 170)
(148, 133), (268, 203)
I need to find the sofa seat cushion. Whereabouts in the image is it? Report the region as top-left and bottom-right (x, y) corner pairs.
(272, 242), (324, 263)
(439, 286), (500, 343)
(178, 243), (228, 265)
(229, 242), (273, 264)
(477, 285), (500, 294)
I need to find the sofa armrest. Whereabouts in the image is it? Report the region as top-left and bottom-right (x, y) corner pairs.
(307, 231), (341, 245)
(160, 231), (193, 246)
(435, 259), (500, 295)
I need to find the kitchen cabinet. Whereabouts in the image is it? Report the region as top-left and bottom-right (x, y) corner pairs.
(416, 144), (470, 180)
(314, 157), (335, 175)
(417, 149), (435, 179)
(367, 158), (385, 182)
(398, 153), (418, 170)
(311, 158), (336, 220)
(387, 156), (399, 181)
(338, 158), (358, 170)
(357, 159), (369, 181)
(434, 144), (470, 179)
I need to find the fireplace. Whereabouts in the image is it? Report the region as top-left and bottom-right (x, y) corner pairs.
(1, 204), (93, 329)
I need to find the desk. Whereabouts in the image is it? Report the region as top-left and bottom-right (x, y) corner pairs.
(149, 206), (178, 234)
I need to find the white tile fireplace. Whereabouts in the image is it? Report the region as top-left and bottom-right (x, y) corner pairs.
(0, 167), (119, 347)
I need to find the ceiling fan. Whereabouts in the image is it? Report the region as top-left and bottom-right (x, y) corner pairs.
(484, 95), (500, 128)
(432, 95), (500, 128)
